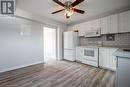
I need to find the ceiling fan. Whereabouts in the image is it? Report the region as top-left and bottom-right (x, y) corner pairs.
(52, 0), (85, 18)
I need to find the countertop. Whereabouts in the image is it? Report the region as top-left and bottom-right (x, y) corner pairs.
(77, 45), (130, 58)
(113, 49), (130, 58)
(77, 45), (130, 49)
(102, 45), (130, 48)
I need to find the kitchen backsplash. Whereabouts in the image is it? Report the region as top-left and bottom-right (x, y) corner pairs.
(80, 37), (102, 46)
(80, 33), (130, 46)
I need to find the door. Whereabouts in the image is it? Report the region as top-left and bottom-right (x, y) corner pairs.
(43, 27), (57, 62)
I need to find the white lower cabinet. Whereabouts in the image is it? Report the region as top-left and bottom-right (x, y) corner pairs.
(76, 47), (118, 70)
(76, 47), (83, 62)
(99, 48), (109, 68)
(109, 48), (118, 70)
(99, 47), (118, 70)
(64, 50), (75, 61)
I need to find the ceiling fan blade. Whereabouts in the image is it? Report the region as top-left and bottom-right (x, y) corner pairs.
(52, 9), (65, 14)
(71, 0), (84, 7)
(52, 0), (65, 7)
(73, 8), (85, 14)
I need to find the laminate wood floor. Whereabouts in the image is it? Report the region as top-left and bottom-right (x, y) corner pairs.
(0, 60), (115, 87)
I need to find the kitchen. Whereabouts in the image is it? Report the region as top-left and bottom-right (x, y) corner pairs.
(64, 10), (130, 87)
(0, 0), (130, 87)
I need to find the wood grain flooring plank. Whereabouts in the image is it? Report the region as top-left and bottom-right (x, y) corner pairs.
(0, 60), (115, 87)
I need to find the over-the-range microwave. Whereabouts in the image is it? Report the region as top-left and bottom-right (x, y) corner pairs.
(85, 27), (101, 37)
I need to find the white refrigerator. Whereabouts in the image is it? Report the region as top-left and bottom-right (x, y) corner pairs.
(64, 31), (79, 61)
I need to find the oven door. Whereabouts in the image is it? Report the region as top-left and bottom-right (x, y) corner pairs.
(83, 48), (98, 61)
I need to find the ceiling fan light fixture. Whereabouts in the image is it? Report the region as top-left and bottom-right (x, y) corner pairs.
(65, 8), (73, 17)
(52, 0), (85, 19)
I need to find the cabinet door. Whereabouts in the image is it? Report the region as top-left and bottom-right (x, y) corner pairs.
(101, 17), (110, 34)
(91, 19), (101, 28)
(76, 47), (83, 62)
(88, 19), (101, 32)
(76, 24), (85, 36)
(118, 11), (130, 33)
(68, 25), (77, 31)
(99, 48), (109, 68)
(68, 26), (73, 31)
(109, 48), (118, 70)
(64, 50), (75, 61)
(78, 22), (90, 36)
(101, 15), (118, 34)
(110, 14), (118, 33)
(99, 48), (118, 70)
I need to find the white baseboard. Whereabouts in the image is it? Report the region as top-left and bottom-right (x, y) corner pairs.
(99, 66), (116, 71)
(0, 61), (44, 73)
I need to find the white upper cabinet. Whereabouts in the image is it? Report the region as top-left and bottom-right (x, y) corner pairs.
(110, 14), (118, 33)
(101, 14), (118, 34)
(75, 22), (89, 36)
(76, 23), (86, 36)
(85, 19), (101, 37)
(67, 26), (73, 31)
(68, 25), (77, 31)
(76, 19), (100, 37)
(87, 19), (101, 31)
(101, 16), (110, 34)
(67, 24), (87, 36)
(91, 19), (101, 28)
(118, 10), (130, 33)
(67, 10), (130, 35)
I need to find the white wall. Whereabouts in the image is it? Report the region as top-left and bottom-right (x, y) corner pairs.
(0, 8), (67, 73)
(0, 17), (43, 73)
(15, 8), (67, 60)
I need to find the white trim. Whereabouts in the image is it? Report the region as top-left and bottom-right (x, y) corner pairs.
(0, 61), (44, 73)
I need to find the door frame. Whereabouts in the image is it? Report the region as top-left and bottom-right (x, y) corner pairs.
(43, 26), (58, 61)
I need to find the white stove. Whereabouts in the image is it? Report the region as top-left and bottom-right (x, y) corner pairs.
(81, 45), (100, 67)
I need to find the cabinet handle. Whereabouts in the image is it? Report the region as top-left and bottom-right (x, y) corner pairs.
(116, 57), (118, 68)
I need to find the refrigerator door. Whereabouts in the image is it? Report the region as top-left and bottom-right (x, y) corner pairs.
(64, 31), (78, 49)
(64, 50), (76, 61)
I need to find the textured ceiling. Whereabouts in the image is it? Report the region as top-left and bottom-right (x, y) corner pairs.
(17, 0), (130, 25)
